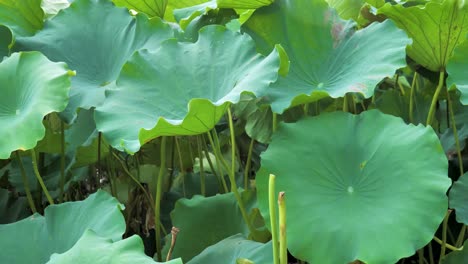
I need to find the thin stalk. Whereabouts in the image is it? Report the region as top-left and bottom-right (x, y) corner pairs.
(174, 137), (186, 197)
(201, 134), (223, 192)
(303, 103), (309, 116)
(106, 154), (117, 198)
(155, 136), (167, 262)
(16, 151), (36, 213)
(409, 72), (418, 124)
(429, 242), (435, 264)
(206, 132), (229, 193)
(31, 149), (54, 205)
(396, 74), (406, 95)
(227, 107), (256, 236)
(447, 90), (464, 176)
(244, 138), (254, 190)
(456, 225), (466, 247)
(59, 121), (66, 203)
(433, 236), (462, 251)
(439, 210), (452, 262)
(196, 135), (206, 196)
(426, 71), (445, 126)
(165, 227), (180, 261)
(269, 174), (279, 264)
(351, 95), (357, 114)
(343, 94), (349, 112)
(418, 249), (424, 264)
(272, 112), (277, 132)
(278, 192), (287, 264)
(97, 132), (102, 186)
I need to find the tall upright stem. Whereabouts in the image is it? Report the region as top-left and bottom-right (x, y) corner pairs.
(59, 121), (66, 203)
(31, 149), (54, 205)
(426, 71), (445, 126)
(446, 90), (464, 176)
(155, 136), (167, 262)
(16, 151), (36, 213)
(269, 174), (279, 264)
(409, 72), (418, 123)
(244, 138), (254, 190)
(196, 135), (206, 196)
(278, 192), (287, 264)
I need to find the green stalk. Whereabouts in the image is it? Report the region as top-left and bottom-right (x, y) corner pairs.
(439, 210), (452, 262)
(196, 135), (206, 196)
(456, 225), (466, 247)
(409, 72), (418, 124)
(16, 151), (36, 213)
(59, 121), (66, 203)
(244, 138), (254, 190)
(433, 236), (462, 251)
(269, 174), (279, 264)
(417, 249), (424, 264)
(97, 132), (102, 186)
(446, 90), (464, 176)
(227, 107), (256, 236)
(155, 136), (167, 262)
(174, 137), (186, 197)
(396, 74), (406, 95)
(429, 242), (435, 264)
(343, 94), (349, 112)
(272, 112), (277, 132)
(278, 191), (287, 264)
(426, 71), (445, 126)
(201, 134), (222, 192)
(206, 132), (229, 193)
(31, 149), (54, 205)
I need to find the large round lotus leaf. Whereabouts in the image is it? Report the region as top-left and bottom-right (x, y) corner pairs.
(0, 0), (43, 37)
(379, 0), (468, 72)
(161, 191), (255, 262)
(243, 0), (410, 113)
(188, 234), (272, 264)
(0, 190), (125, 264)
(17, 0), (174, 123)
(0, 52), (72, 159)
(442, 239), (468, 264)
(0, 25), (12, 59)
(95, 25), (283, 153)
(447, 40), (468, 105)
(449, 172), (468, 224)
(256, 110), (450, 264)
(47, 230), (183, 264)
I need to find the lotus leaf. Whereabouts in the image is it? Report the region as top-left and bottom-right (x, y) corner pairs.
(17, 0), (174, 123)
(0, 52), (72, 159)
(256, 110), (450, 263)
(0, 188), (29, 224)
(0, 190), (125, 263)
(447, 40), (468, 105)
(379, 0), (468, 72)
(0, 25), (12, 59)
(161, 192), (255, 262)
(47, 230), (183, 264)
(243, 0), (410, 113)
(449, 172), (468, 224)
(41, 0), (70, 19)
(442, 240), (468, 264)
(188, 234), (272, 264)
(95, 25), (283, 153)
(0, 0), (43, 37)
(112, 0), (167, 18)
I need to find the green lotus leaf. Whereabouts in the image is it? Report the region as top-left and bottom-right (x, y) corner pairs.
(47, 230), (183, 264)
(188, 234), (272, 264)
(0, 52), (72, 159)
(449, 172), (468, 224)
(256, 110), (450, 263)
(243, 0), (410, 113)
(162, 192), (255, 262)
(442, 239), (468, 264)
(112, 0), (167, 18)
(0, 25), (12, 59)
(233, 94), (273, 143)
(379, 0), (468, 72)
(17, 0), (174, 123)
(0, 188), (29, 224)
(164, 0), (210, 22)
(447, 40), (468, 105)
(0, 0), (43, 37)
(0, 190), (125, 264)
(95, 25), (283, 153)
(326, 0), (385, 21)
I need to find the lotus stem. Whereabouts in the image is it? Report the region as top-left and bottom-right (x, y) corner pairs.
(409, 72), (418, 123)
(196, 135), (206, 196)
(165, 226), (180, 261)
(269, 174), (279, 264)
(446, 90), (464, 176)
(244, 138), (254, 190)
(429, 242), (435, 264)
(343, 94), (349, 112)
(206, 131), (229, 193)
(433, 236), (462, 252)
(15, 151), (36, 213)
(155, 136), (167, 262)
(97, 132), (102, 187)
(426, 70), (445, 126)
(417, 249), (424, 264)
(227, 107), (256, 237)
(439, 210), (453, 261)
(278, 191), (287, 264)
(30, 149), (54, 205)
(201, 134), (222, 192)
(456, 225), (466, 247)
(272, 112), (277, 132)
(174, 137), (187, 197)
(59, 120), (66, 203)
